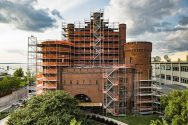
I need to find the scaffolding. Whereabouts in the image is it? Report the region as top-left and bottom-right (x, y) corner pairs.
(35, 10), (128, 115)
(103, 66), (127, 116)
(31, 9), (154, 116)
(134, 75), (154, 115)
(152, 82), (162, 115)
(91, 10), (103, 66)
(62, 9), (120, 67)
(62, 10), (125, 116)
(37, 40), (73, 91)
(28, 36), (38, 76)
(27, 36), (38, 96)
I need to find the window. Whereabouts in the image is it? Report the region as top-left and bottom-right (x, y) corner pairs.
(155, 66), (159, 69)
(119, 78), (124, 83)
(156, 75), (160, 78)
(173, 76), (179, 82)
(130, 57), (132, 63)
(181, 77), (188, 84)
(161, 74), (165, 79)
(166, 65), (171, 70)
(160, 65), (165, 70)
(70, 80), (72, 84)
(96, 80), (98, 85)
(173, 66), (179, 71)
(166, 75), (171, 80)
(181, 66), (188, 72)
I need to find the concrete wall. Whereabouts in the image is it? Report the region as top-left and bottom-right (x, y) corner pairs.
(0, 87), (27, 107)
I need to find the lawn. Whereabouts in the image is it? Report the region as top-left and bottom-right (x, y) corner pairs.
(110, 114), (160, 125)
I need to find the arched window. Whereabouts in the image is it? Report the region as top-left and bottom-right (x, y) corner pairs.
(74, 94), (91, 102)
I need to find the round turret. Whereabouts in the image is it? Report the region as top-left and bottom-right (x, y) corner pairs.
(125, 41), (152, 80)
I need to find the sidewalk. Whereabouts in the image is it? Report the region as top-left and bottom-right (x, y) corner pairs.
(88, 113), (128, 125)
(0, 106), (11, 113)
(0, 105), (11, 125)
(0, 116), (9, 125)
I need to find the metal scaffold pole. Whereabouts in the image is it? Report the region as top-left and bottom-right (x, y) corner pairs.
(27, 36), (38, 96)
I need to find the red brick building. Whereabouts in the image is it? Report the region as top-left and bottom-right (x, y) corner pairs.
(36, 10), (152, 116)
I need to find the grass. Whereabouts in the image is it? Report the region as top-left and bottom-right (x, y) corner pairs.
(110, 114), (160, 125)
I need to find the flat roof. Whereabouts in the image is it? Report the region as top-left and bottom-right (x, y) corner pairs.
(157, 84), (187, 94)
(139, 80), (153, 82)
(152, 62), (188, 64)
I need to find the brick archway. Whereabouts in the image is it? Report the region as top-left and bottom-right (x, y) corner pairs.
(74, 94), (92, 102)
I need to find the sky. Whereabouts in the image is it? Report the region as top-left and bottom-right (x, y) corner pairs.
(0, 0), (188, 63)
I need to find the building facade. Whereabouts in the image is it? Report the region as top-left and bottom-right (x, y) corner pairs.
(35, 10), (153, 116)
(125, 42), (153, 114)
(152, 62), (188, 87)
(152, 61), (188, 114)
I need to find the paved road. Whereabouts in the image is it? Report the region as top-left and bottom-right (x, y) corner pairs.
(0, 117), (9, 125)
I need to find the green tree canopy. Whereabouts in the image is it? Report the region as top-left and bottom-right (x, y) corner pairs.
(13, 68), (24, 77)
(0, 68), (27, 97)
(7, 91), (82, 125)
(150, 89), (188, 125)
(0, 76), (21, 97)
(26, 71), (36, 86)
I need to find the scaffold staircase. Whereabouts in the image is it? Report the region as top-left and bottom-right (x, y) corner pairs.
(92, 10), (103, 66)
(103, 67), (120, 116)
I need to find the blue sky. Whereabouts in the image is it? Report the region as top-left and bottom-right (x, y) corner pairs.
(181, 0), (188, 7)
(0, 0), (188, 63)
(62, 0), (109, 22)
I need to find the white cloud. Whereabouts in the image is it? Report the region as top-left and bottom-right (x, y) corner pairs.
(105, 0), (188, 57)
(0, 20), (61, 63)
(1, 0), (187, 63)
(36, 0), (89, 13)
(105, 0), (179, 35)
(0, 0), (63, 32)
(0, 0), (66, 63)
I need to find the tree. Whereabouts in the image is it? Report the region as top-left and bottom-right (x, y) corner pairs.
(70, 118), (81, 125)
(26, 71), (35, 86)
(13, 68), (24, 77)
(0, 76), (21, 97)
(150, 90), (188, 125)
(0, 77), (12, 96)
(150, 119), (168, 125)
(7, 91), (83, 125)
